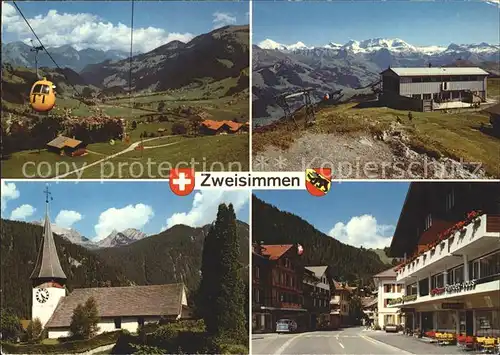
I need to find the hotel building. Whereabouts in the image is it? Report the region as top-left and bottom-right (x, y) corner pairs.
(388, 182), (500, 337)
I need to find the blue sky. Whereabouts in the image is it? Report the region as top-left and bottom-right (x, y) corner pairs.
(1, 181), (249, 241)
(254, 182), (410, 248)
(253, 1), (499, 47)
(2, 1), (249, 52)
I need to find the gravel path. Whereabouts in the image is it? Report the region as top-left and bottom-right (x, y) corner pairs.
(253, 132), (487, 179)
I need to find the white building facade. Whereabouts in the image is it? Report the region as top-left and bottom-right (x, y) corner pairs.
(373, 267), (405, 328)
(388, 183), (500, 338)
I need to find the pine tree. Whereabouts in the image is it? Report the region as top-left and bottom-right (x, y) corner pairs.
(198, 203), (246, 341)
(26, 317), (42, 341)
(69, 304), (86, 339)
(197, 205), (223, 333)
(214, 204), (246, 341)
(84, 297), (100, 339)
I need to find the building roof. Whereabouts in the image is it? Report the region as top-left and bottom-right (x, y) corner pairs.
(30, 208), (67, 281)
(373, 266), (397, 279)
(47, 136), (83, 149)
(362, 297), (378, 308)
(46, 283), (185, 328)
(260, 244), (294, 260)
(305, 266), (328, 277)
(201, 120), (243, 132)
(382, 67), (489, 77)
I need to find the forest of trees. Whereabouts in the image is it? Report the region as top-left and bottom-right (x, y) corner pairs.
(252, 196), (390, 286)
(0, 218), (249, 319)
(0, 219), (128, 318)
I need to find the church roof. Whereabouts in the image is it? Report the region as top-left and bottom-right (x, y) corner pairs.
(30, 209), (67, 281)
(45, 283), (186, 328)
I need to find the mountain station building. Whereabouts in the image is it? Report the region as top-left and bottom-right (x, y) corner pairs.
(379, 67), (489, 111)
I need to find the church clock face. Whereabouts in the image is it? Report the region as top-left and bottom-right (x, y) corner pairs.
(35, 288), (49, 303)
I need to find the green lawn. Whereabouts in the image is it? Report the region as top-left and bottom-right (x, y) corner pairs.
(2, 134), (248, 178)
(488, 78), (500, 101)
(1, 149), (104, 178)
(74, 134), (249, 178)
(127, 122), (174, 140)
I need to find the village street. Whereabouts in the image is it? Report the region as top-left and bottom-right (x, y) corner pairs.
(252, 327), (477, 355)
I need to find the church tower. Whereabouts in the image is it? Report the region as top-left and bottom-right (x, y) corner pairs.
(31, 186), (67, 327)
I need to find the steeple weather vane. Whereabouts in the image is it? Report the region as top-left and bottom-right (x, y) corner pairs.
(44, 184), (53, 205)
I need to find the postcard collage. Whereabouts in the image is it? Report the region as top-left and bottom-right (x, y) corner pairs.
(1, 0), (499, 354)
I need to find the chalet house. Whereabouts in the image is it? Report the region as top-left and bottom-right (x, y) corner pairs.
(252, 243), (307, 333)
(200, 120), (248, 135)
(362, 297), (378, 326)
(46, 136), (87, 156)
(379, 67), (489, 112)
(303, 266), (332, 330)
(30, 198), (189, 339)
(389, 182), (500, 338)
(330, 280), (355, 329)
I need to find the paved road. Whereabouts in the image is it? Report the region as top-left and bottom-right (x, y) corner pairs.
(252, 327), (480, 354)
(252, 327), (407, 354)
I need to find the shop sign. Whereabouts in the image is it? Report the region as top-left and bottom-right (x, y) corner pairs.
(445, 280), (476, 294)
(388, 294), (417, 306)
(442, 303), (464, 309)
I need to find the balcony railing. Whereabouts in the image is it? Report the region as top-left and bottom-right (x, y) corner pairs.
(396, 214), (498, 281)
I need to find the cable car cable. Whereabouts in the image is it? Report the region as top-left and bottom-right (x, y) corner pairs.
(129, 0), (135, 111)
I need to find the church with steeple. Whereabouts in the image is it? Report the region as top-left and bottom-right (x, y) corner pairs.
(30, 186), (189, 339)
(30, 187), (67, 328)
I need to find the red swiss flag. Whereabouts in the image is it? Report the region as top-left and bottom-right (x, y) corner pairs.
(169, 168), (195, 196)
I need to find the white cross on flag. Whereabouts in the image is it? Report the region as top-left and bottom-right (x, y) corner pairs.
(169, 168), (195, 196)
(297, 244), (304, 255)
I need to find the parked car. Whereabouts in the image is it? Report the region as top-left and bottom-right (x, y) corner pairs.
(276, 319), (298, 333)
(385, 324), (398, 333)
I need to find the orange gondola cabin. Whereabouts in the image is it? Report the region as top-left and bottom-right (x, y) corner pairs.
(30, 78), (56, 112)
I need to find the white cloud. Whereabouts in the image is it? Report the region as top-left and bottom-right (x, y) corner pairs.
(483, 0), (499, 5)
(55, 210), (83, 228)
(94, 204), (154, 241)
(212, 11), (237, 29)
(1, 2), (193, 52)
(10, 204), (36, 221)
(1, 181), (20, 215)
(328, 214), (395, 249)
(163, 191), (248, 230)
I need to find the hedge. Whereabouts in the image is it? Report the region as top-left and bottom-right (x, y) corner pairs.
(1, 331), (121, 354)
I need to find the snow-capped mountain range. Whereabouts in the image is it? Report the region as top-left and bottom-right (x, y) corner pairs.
(253, 37), (498, 125)
(258, 38), (499, 55)
(97, 228), (148, 248)
(31, 220), (147, 248)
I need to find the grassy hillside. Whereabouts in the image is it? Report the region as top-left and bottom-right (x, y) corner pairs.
(253, 99), (500, 177)
(252, 196), (390, 285)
